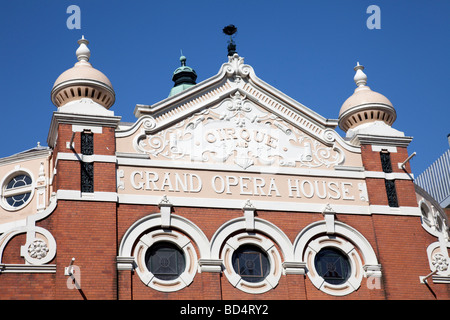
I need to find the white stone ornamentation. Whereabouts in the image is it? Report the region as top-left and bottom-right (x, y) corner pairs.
(27, 239), (49, 260)
(224, 54), (252, 80)
(432, 253), (449, 272)
(134, 92), (343, 170)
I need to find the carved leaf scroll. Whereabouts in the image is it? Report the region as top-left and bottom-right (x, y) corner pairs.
(135, 92), (344, 170)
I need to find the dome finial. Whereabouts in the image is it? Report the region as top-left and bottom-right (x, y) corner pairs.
(76, 35), (90, 62)
(353, 62), (367, 87)
(180, 50), (186, 66)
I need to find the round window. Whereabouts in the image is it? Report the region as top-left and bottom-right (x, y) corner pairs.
(145, 241), (186, 281)
(232, 244), (270, 283)
(314, 248), (351, 285)
(3, 174), (33, 209)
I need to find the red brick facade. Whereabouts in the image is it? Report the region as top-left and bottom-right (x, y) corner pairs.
(0, 107), (449, 301)
(1, 202), (447, 299)
(0, 47), (448, 302)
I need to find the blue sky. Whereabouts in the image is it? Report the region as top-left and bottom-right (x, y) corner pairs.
(0, 0), (448, 176)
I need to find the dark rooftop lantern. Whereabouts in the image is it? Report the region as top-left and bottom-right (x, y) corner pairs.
(223, 24), (237, 57)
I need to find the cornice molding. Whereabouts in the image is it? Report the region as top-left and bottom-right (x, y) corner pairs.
(47, 111), (122, 148)
(0, 148), (52, 165)
(351, 134), (413, 147)
(116, 193), (421, 216)
(0, 264), (56, 273)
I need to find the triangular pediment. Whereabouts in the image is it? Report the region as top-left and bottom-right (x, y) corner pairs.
(117, 54), (360, 171)
(135, 54), (337, 136)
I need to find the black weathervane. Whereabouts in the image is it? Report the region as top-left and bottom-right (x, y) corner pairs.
(223, 24), (238, 57)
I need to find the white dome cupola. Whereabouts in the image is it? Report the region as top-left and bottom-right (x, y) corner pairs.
(338, 63), (396, 133)
(51, 36), (115, 110)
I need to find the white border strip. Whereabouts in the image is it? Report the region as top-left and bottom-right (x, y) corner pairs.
(57, 152), (116, 163)
(57, 190), (117, 202)
(117, 193), (420, 216)
(0, 264), (57, 273)
(55, 189), (420, 216)
(116, 157), (413, 180)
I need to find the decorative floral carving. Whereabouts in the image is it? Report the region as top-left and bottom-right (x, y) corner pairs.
(432, 253), (449, 272)
(134, 94), (344, 170)
(28, 239), (49, 260)
(293, 131), (344, 168)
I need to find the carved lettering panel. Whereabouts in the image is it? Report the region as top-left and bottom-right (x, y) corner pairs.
(135, 92), (344, 170)
(117, 166), (369, 206)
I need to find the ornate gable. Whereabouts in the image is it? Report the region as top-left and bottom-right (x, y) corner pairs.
(115, 54), (367, 213)
(117, 54), (360, 171)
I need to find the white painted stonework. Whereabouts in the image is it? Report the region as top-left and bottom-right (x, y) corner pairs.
(114, 54), (376, 215)
(0, 44), (448, 296)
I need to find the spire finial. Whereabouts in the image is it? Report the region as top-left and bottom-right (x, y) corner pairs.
(180, 50), (186, 66)
(353, 62), (367, 87)
(76, 35), (90, 62)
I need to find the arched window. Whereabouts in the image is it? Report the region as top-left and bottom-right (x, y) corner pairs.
(132, 229), (198, 292)
(221, 232), (282, 294)
(294, 220), (381, 296)
(117, 212), (210, 291)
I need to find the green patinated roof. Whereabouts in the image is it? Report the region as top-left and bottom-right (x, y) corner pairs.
(172, 56), (195, 74)
(169, 83), (196, 96)
(168, 55), (197, 97)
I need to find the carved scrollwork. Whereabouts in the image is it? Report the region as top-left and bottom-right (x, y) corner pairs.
(134, 95), (344, 170)
(18, 227), (57, 265)
(224, 54), (252, 79)
(323, 129), (336, 143)
(294, 131), (344, 168)
(142, 116), (157, 132)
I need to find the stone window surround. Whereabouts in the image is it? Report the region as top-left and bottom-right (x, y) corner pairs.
(221, 232), (282, 294)
(117, 198), (382, 296)
(133, 229), (197, 292)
